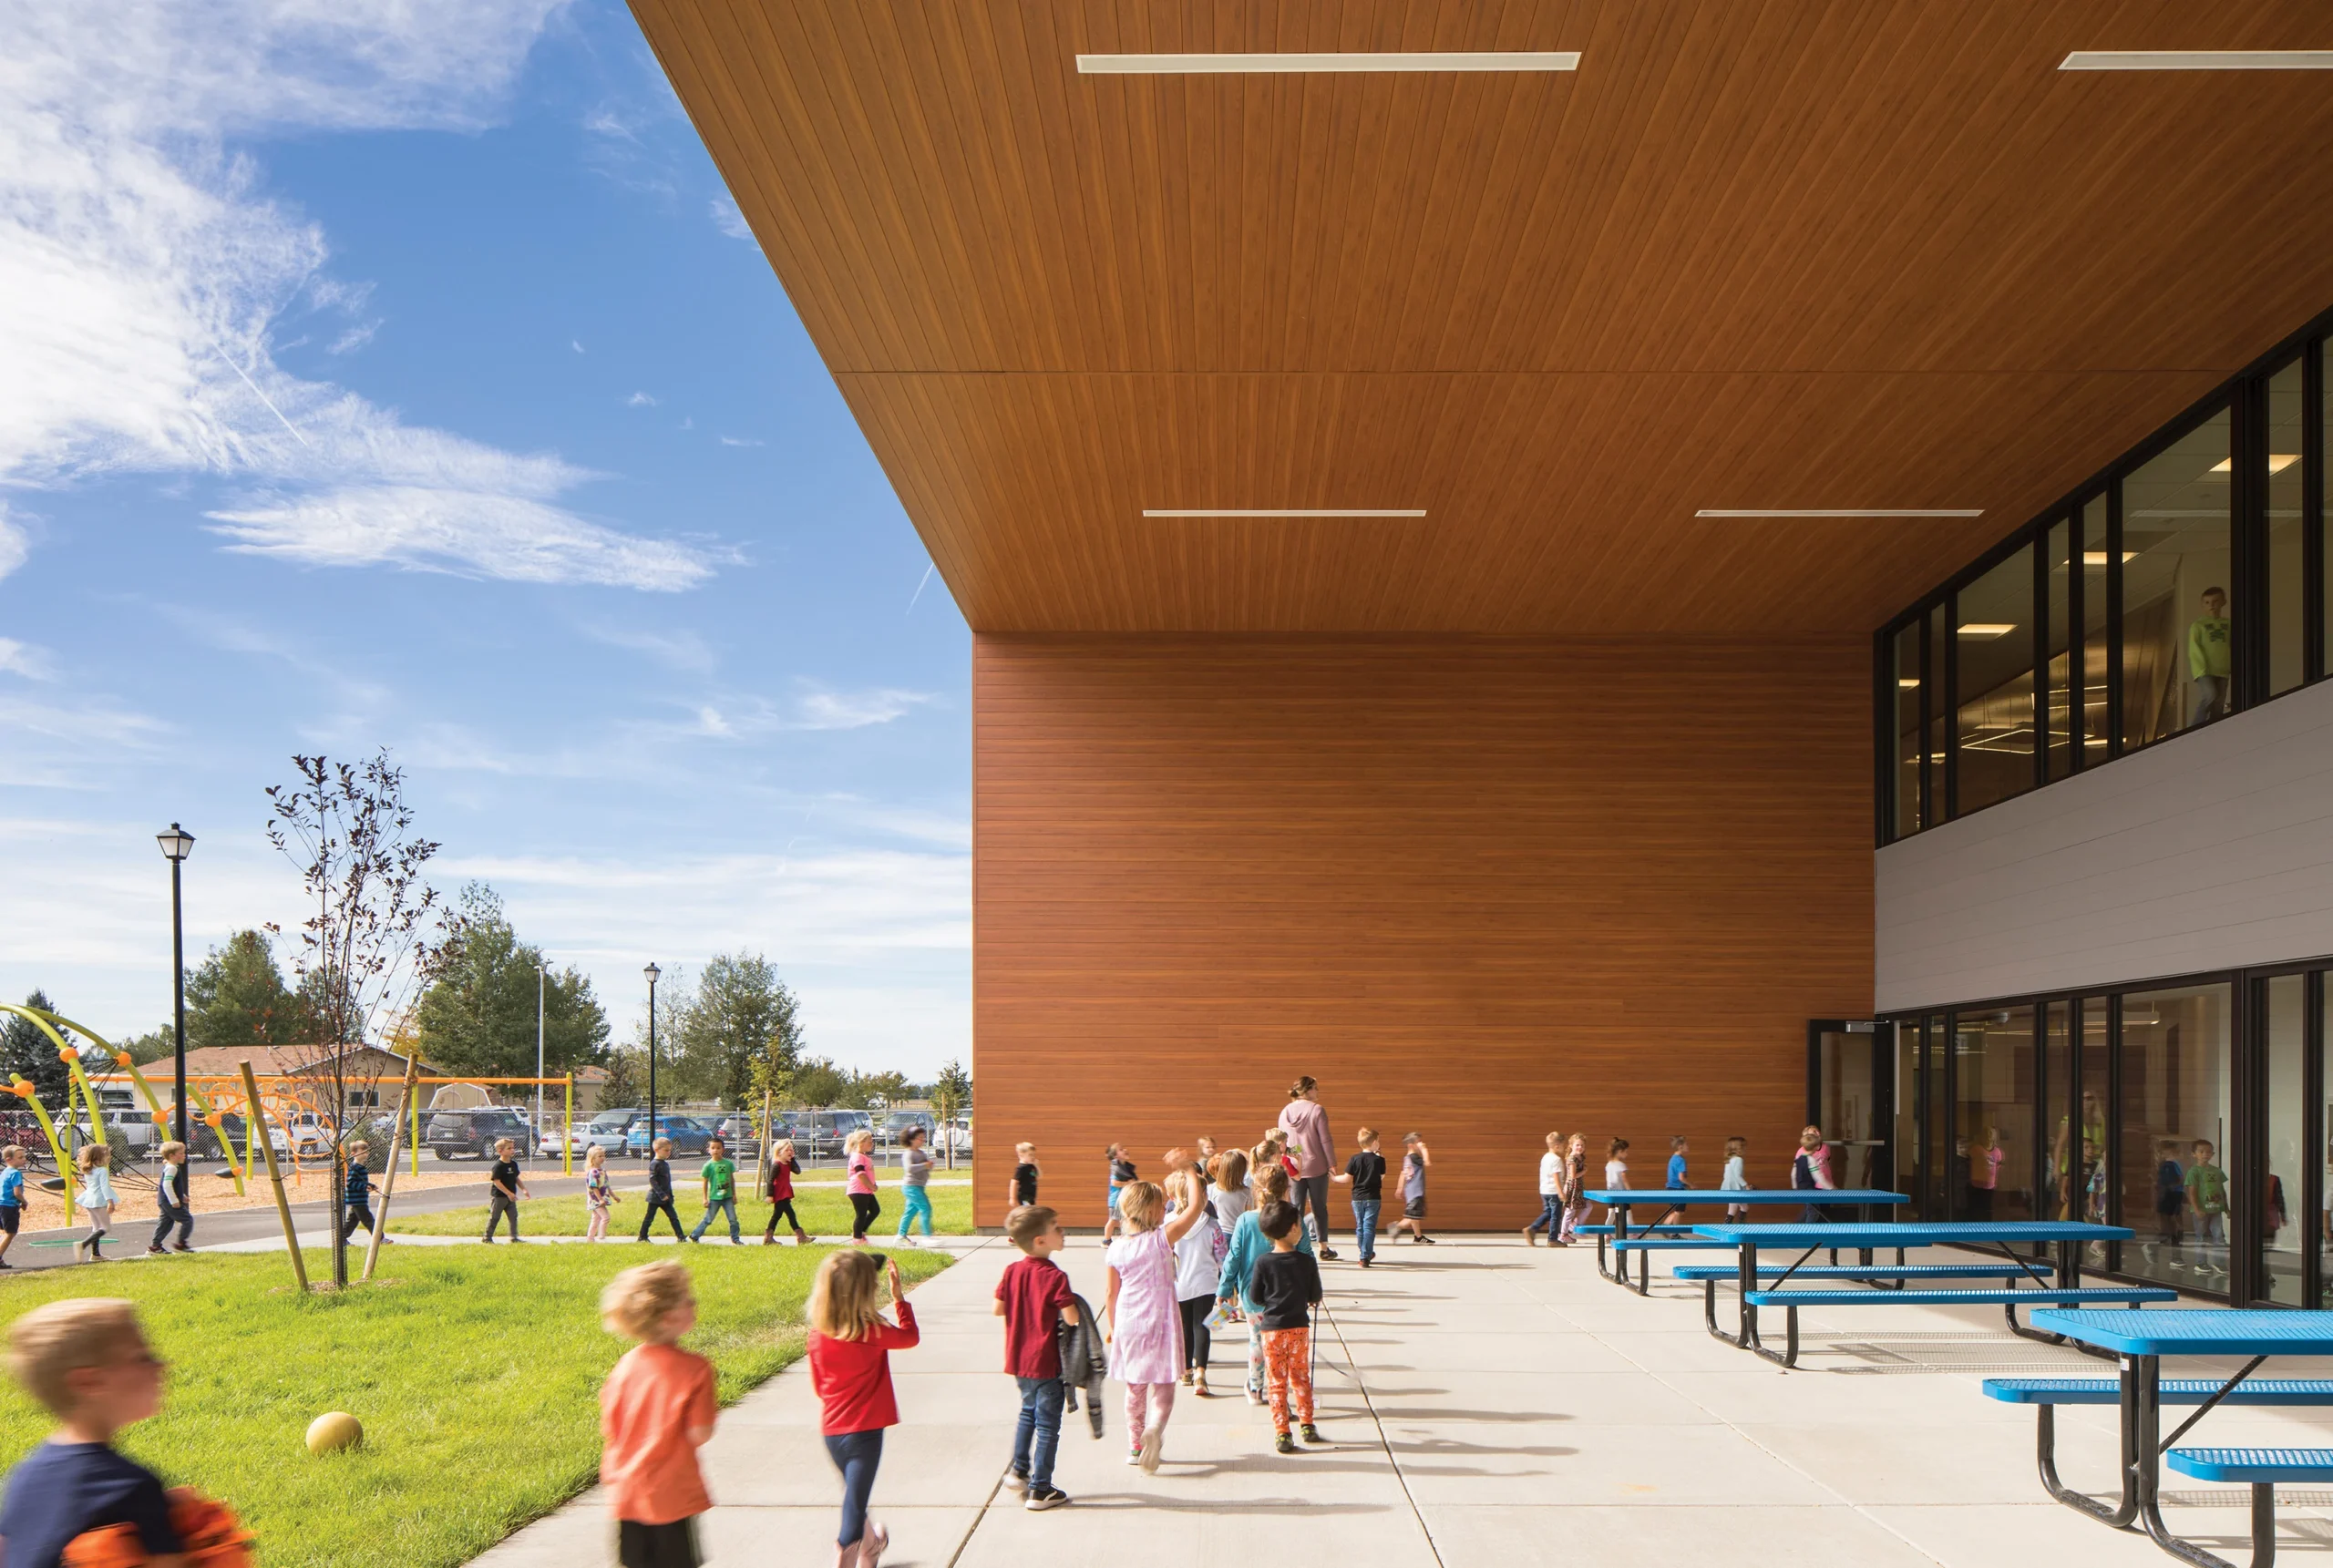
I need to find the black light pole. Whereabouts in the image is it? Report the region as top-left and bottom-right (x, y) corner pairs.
(155, 825), (196, 1146)
(643, 963), (661, 1162)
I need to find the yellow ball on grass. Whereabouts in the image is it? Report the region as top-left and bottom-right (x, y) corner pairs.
(305, 1411), (363, 1455)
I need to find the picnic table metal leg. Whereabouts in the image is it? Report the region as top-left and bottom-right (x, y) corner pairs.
(2033, 1360), (2140, 1529)
(2128, 1353), (2250, 1568)
(1738, 1240), (1758, 1351)
(1598, 1201), (1630, 1285)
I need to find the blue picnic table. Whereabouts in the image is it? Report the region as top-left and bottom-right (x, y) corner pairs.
(2024, 1308), (2333, 1568)
(1691, 1220), (2140, 1365)
(1581, 1187), (1907, 1292)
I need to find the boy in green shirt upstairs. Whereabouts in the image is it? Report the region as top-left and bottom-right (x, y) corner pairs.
(2185, 1139), (2229, 1270)
(690, 1137), (743, 1245)
(2187, 586), (2231, 727)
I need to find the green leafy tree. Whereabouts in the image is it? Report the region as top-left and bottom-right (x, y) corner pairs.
(116, 1027), (175, 1066)
(673, 952), (801, 1109)
(598, 1048), (645, 1110)
(0, 989), (74, 1102)
(410, 885), (609, 1077)
(932, 1058), (971, 1110)
(786, 1055), (849, 1108)
(183, 930), (303, 1052)
(846, 1069), (915, 1107)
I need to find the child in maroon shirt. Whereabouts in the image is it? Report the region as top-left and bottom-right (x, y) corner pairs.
(992, 1204), (1078, 1511)
(763, 1138), (812, 1245)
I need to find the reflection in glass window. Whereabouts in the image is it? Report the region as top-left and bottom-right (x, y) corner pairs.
(2080, 496), (2112, 758)
(2043, 518), (2074, 782)
(1952, 1006), (2034, 1222)
(2264, 973), (2305, 1305)
(2269, 361), (2307, 697)
(1923, 1014), (1949, 1217)
(1892, 621), (1922, 838)
(2117, 984), (2233, 1295)
(2121, 411), (2234, 747)
(1957, 545), (2036, 813)
(1894, 1020), (1924, 1220)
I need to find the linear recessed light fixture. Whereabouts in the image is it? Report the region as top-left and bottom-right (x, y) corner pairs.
(1958, 623), (2019, 639)
(1694, 508), (1984, 518)
(2206, 455), (2300, 474)
(2081, 550), (2141, 566)
(1078, 51), (1579, 75)
(1142, 508), (1426, 518)
(1897, 677), (1920, 689)
(2061, 50), (2333, 71)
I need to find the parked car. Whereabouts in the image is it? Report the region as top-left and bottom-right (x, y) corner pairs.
(708, 1116), (761, 1162)
(799, 1109), (869, 1158)
(881, 1110), (937, 1147)
(426, 1107), (534, 1161)
(569, 1108), (642, 1155)
(623, 1116), (714, 1158)
(940, 1117), (973, 1154)
(189, 1113), (288, 1163)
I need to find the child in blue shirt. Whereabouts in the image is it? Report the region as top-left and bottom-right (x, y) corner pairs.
(0, 1143), (26, 1269)
(1651, 1136), (1691, 1224)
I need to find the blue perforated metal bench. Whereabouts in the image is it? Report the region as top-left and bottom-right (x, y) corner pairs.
(1745, 1286), (2175, 1368)
(2166, 1448), (2333, 1567)
(1676, 1261), (2042, 1332)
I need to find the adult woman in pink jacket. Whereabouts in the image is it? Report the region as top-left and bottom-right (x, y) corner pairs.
(1276, 1076), (1339, 1261)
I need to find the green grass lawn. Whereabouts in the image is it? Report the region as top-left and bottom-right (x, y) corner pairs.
(390, 1180), (973, 1238)
(0, 1244), (949, 1568)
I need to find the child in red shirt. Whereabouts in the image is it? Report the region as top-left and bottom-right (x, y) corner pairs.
(599, 1259), (717, 1568)
(808, 1250), (920, 1568)
(762, 1137), (813, 1245)
(992, 1204), (1077, 1510)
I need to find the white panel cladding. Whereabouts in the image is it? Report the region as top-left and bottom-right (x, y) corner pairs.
(1876, 677), (2333, 1011)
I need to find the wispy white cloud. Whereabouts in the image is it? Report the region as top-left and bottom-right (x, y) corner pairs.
(325, 321), (379, 354)
(0, 1), (726, 593)
(626, 390), (657, 407)
(585, 623), (717, 673)
(717, 435), (761, 447)
(0, 638), (55, 680)
(796, 687), (930, 731)
(709, 194), (754, 241)
(571, 339), (585, 354)
(0, 504), (28, 581)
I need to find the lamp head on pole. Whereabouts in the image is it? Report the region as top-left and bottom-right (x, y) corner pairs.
(643, 961), (660, 989)
(156, 824), (195, 862)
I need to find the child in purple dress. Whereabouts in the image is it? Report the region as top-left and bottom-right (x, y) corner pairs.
(1105, 1180), (1213, 1473)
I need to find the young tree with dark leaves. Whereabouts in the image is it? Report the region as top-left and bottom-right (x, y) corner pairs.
(673, 952), (801, 1109)
(183, 929), (302, 1051)
(0, 989), (74, 1104)
(411, 884), (609, 1077)
(266, 751), (458, 1287)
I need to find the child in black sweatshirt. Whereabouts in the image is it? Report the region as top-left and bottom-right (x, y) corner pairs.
(1249, 1201), (1324, 1453)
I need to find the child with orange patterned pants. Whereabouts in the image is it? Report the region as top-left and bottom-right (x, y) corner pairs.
(1246, 1201), (1325, 1454)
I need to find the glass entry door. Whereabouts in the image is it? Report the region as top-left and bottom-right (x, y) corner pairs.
(1810, 1020), (1891, 1198)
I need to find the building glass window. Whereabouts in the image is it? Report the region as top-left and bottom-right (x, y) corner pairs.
(2044, 518), (2075, 782)
(1892, 620), (1923, 837)
(2080, 496), (2112, 761)
(1928, 610), (1949, 817)
(2118, 983), (2233, 1294)
(1923, 1013), (1949, 1216)
(1953, 1005), (2035, 1221)
(2268, 360), (2307, 698)
(2121, 409), (2234, 749)
(1956, 545), (2037, 813)
(2050, 1001), (2108, 1236)
(1894, 1020), (1924, 1219)
(2264, 972), (2306, 1305)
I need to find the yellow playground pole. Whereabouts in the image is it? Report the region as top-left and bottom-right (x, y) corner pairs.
(562, 1074), (573, 1176)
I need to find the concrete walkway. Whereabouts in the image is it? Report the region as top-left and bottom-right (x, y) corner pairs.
(468, 1235), (2333, 1565)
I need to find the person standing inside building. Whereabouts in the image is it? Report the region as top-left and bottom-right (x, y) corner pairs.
(1276, 1077), (1340, 1261)
(2187, 586), (2231, 727)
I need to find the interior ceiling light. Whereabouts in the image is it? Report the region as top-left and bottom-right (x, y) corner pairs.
(1693, 508), (1983, 518)
(2061, 50), (2333, 70)
(1141, 508), (1426, 518)
(1897, 677), (1920, 688)
(2081, 551), (2141, 566)
(1958, 623), (2018, 639)
(1078, 51), (1580, 74)
(2205, 455), (2300, 474)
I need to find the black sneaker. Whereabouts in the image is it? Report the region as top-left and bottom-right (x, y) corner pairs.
(1274, 1432), (1299, 1455)
(1002, 1470), (1028, 1493)
(1300, 1423), (1327, 1446)
(1023, 1487), (1070, 1512)
(1320, 1248), (1340, 1259)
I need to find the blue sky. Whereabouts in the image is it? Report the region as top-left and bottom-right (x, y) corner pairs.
(0, 1), (971, 1076)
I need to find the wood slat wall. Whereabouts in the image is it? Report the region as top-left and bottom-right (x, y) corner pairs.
(632, 0), (2333, 634)
(972, 635), (1876, 1230)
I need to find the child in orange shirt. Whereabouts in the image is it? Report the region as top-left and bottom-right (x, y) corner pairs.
(599, 1259), (718, 1568)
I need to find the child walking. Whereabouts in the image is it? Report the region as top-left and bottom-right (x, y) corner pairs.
(340, 1138), (381, 1244)
(689, 1136), (742, 1245)
(845, 1129), (881, 1245)
(1331, 1127), (1387, 1266)
(1389, 1133), (1434, 1243)
(994, 1204), (1076, 1511)
(1101, 1145), (1136, 1240)
(1008, 1142), (1041, 1213)
(809, 1250), (920, 1568)
(599, 1258), (717, 1568)
(585, 1144), (620, 1242)
(1218, 1164), (1314, 1401)
(639, 1137), (687, 1241)
(895, 1127), (935, 1244)
(0, 1143), (25, 1268)
(73, 1143), (116, 1263)
(1650, 1135), (1691, 1225)
(149, 1140), (194, 1255)
(483, 1137), (528, 1243)
(1169, 1168), (1222, 1395)
(1558, 1132), (1590, 1244)
(1600, 1137), (1630, 1223)
(1105, 1179), (1212, 1471)
(765, 1137), (813, 1245)
(1524, 1131), (1565, 1245)
(1249, 1201), (1326, 1453)
(1793, 1125), (1834, 1221)
(1721, 1135), (1750, 1221)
